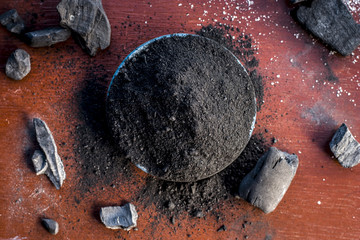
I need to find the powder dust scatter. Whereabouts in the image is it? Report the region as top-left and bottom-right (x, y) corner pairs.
(176, 0), (295, 48)
(74, 63), (134, 194)
(345, 0), (360, 13)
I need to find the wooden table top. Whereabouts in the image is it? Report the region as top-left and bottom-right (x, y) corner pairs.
(1, 0), (359, 239)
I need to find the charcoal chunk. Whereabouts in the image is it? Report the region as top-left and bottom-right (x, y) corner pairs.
(100, 203), (138, 231)
(330, 123), (360, 168)
(41, 218), (59, 235)
(57, 0), (111, 56)
(192, 210), (204, 218)
(33, 118), (66, 189)
(24, 27), (71, 47)
(295, 0), (360, 56)
(165, 201), (175, 210)
(217, 225), (227, 232)
(5, 49), (31, 80)
(239, 147), (299, 214)
(0, 9), (25, 34)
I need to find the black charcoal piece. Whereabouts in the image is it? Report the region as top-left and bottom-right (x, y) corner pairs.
(330, 123), (360, 168)
(41, 218), (59, 235)
(32, 150), (48, 175)
(295, 0), (360, 56)
(24, 27), (71, 47)
(238, 147), (299, 214)
(57, 0), (111, 56)
(170, 216), (175, 224)
(100, 203), (138, 231)
(217, 225), (227, 232)
(0, 9), (25, 34)
(107, 35), (256, 182)
(33, 118), (66, 189)
(5, 49), (31, 80)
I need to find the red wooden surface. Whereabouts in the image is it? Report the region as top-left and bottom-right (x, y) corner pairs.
(1, 0), (360, 239)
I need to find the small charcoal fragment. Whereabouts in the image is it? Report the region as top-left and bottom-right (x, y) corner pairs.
(5, 49), (31, 80)
(217, 225), (227, 232)
(165, 201), (175, 210)
(32, 150), (48, 175)
(24, 27), (71, 47)
(239, 147), (299, 214)
(33, 118), (66, 189)
(330, 123), (360, 168)
(0, 9), (25, 34)
(100, 203), (138, 231)
(41, 218), (59, 235)
(192, 210), (204, 218)
(170, 216), (175, 225)
(295, 0), (360, 56)
(57, 0), (111, 56)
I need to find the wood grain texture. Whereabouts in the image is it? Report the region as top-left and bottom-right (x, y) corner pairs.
(1, 0), (359, 239)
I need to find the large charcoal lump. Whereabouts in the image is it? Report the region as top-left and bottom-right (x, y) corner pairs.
(295, 0), (360, 56)
(238, 147), (299, 214)
(57, 0), (111, 56)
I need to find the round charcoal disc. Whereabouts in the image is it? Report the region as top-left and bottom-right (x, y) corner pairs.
(106, 34), (256, 182)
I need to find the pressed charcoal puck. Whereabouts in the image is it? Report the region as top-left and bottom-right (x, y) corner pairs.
(106, 34), (256, 182)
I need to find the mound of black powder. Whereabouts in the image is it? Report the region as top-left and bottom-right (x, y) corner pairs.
(106, 34), (256, 182)
(74, 25), (267, 217)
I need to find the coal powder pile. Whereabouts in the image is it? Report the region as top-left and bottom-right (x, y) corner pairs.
(107, 34), (256, 182)
(74, 25), (267, 216)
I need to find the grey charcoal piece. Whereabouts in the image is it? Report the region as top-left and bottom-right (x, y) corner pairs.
(5, 49), (31, 80)
(100, 203), (138, 231)
(330, 123), (360, 168)
(32, 150), (48, 175)
(295, 0), (360, 56)
(24, 27), (71, 47)
(239, 147), (299, 214)
(33, 118), (66, 189)
(41, 218), (59, 235)
(193, 210), (204, 218)
(167, 201), (175, 210)
(57, 0), (111, 56)
(0, 9), (25, 34)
